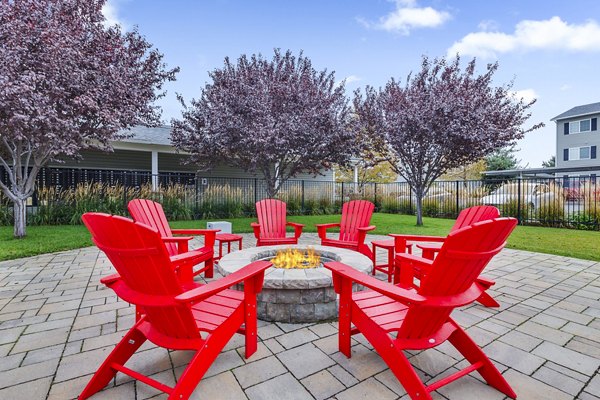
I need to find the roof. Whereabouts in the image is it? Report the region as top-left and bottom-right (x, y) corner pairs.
(483, 165), (600, 177)
(118, 125), (172, 146)
(551, 102), (600, 121)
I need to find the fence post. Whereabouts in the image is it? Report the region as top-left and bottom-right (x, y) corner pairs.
(374, 183), (377, 207)
(195, 177), (199, 217)
(122, 171), (127, 211)
(254, 178), (258, 203)
(341, 182), (345, 203)
(517, 177), (522, 224)
(301, 180), (305, 211)
(455, 180), (460, 216)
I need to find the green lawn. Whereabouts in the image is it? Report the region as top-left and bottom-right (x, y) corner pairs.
(1, 213), (599, 262)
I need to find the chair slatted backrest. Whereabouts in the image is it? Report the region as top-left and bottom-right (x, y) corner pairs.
(128, 199), (178, 256)
(398, 218), (517, 340)
(256, 199), (287, 239)
(339, 200), (374, 242)
(451, 205), (500, 232)
(82, 213), (200, 340)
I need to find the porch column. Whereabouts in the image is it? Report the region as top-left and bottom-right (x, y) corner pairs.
(151, 150), (159, 191)
(353, 164), (359, 193)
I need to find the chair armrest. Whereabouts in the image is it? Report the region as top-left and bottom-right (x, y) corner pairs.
(251, 222), (261, 239)
(356, 225), (376, 245)
(422, 283), (487, 308)
(395, 252), (434, 267)
(287, 222), (304, 239)
(388, 233), (446, 253)
(171, 229), (220, 235)
(161, 236), (193, 254)
(175, 260), (272, 303)
(388, 233), (446, 242)
(358, 225), (376, 232)
(171, 229), (219, 248)
(316, 223), (340, 240)
(103, 278), (179, 307)
(324, 261), (425, 305)
(171, 229), (221, 248)
(100, 273), (121, 285)
(394, 253), (434, 287)
(170, 249), (211, 269)
(476, 276), (495, 288)
(162, 236), (194, 242)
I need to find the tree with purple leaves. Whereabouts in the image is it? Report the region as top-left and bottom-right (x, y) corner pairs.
(171, 49), (356, 198)
(353, 55), (543, 225)
(0, 0), (178, 238)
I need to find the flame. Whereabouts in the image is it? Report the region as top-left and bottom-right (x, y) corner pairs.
(271, 247), (321, 269)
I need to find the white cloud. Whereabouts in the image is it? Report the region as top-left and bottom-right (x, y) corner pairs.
(358, 0), (451, 35)
(512, 89), (538, 103)
(477, 19), (499, 31)
(102, 0), (126, 28)
(345, 75), (362, 84)
(336, 75), (362, 87)
(560, 84), (572, 91)
(448, 16), (600, 58)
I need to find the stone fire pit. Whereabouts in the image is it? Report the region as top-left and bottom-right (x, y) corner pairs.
(217, 244), (371, 323)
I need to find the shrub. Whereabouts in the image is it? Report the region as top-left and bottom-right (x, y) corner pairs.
(498, 198), (531, 219)
(0, 192), (12, 226)
(421, 198), (440, 217)
(537, 202), (565, 226)
(32, 186), (73, 225)
(157, 184), (193, 220)
(278, 186), (302, 215)
(199, 184), (245, 219)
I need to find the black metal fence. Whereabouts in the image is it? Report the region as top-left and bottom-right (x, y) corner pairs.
(1, 167), (599, 230)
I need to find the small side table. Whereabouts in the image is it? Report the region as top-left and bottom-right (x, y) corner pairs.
(215, 233), (243, 261)
(371, 240), (395, 282)
(371, 239), (413, 282)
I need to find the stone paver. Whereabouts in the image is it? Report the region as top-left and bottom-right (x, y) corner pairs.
(1, 233), (600, 400)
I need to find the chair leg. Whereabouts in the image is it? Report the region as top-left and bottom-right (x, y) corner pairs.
(170, 318), (243, 399)
(356, 315), (431, 399)
(244, 279), (258, 359)
(338, 280), (353, 357)
(476, 291), (500, 308)
(204, 258), (214, 279)
(448, 323), (517, 399)
(79, 322), (147, 400)
(169, 343), (222, 399)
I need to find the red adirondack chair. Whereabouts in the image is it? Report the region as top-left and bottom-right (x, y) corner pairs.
(325, 217), (518, 400)
(251, 199), (304, 246)
(128, 199), (218, 282)
(316, 200), (375, 258)
(389, 205), (501, 307)
(80, 213), (271, 400)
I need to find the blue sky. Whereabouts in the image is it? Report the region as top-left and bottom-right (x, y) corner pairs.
(104, 0), (600, 167)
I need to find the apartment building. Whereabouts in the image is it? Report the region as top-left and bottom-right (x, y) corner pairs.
(552, 102), (600, 185)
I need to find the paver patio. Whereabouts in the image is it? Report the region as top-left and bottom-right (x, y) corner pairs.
(0, 233), (599, 400)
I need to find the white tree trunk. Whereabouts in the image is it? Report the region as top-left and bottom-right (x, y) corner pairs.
(13, 197), (27, 238)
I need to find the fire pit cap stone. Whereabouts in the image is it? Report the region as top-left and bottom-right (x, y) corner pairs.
(217, 244), (372, 289)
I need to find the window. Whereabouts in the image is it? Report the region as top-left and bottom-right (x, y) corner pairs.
(566, 146), (595, 161)
(565, 118), (596, 135)
(580, 146), (591, 159)
(580, 119), (591, 132)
